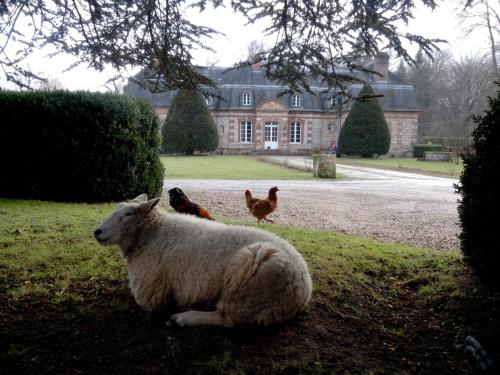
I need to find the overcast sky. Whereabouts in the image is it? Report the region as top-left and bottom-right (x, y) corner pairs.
(1, 2), (493, 91)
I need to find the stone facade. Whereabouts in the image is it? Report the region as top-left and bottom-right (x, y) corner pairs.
(385, 112), (420, 156)
(155, 104), (342, 155)
(126, 54), (419, 156)
(155, 105), (418, 156)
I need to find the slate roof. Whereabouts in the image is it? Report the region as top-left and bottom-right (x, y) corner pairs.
(124, 64), (418, 112)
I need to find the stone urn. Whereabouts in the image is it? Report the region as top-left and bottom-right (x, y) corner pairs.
(312, 153), (336, 179)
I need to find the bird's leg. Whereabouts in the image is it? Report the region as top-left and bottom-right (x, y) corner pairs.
(263, 218), (275, 223)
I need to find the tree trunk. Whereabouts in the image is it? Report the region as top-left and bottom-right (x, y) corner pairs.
(486, 0), (499, 74)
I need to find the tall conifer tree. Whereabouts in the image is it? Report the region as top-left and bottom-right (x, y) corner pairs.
(338, 84), (391, 157)
(162, 90), (218, 154)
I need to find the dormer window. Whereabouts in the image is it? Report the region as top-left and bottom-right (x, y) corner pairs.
(328, 94), (342, 110)
(329, 96), (336, 110)
(242, 91), (252, 106)
(291, 93), (302, 107)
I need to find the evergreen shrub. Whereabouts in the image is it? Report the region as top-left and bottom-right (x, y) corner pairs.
(414, 143), (443, 158)
(0, 90), (164, 202)
(338, 84), (391, 157)
(161, 89), (218, 154)
(456, 84), (500, 287)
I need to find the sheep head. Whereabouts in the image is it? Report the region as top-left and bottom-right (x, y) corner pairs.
(94, 194), (160, 246)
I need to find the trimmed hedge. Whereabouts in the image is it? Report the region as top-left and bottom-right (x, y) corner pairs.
(456, 84), (500, 288)
(338, 84), (391, 157)
(162, 89), (218, 155)
(0, 90), (164, 202)
(413, 143), (442, 158)
(421, 137), (463, 148)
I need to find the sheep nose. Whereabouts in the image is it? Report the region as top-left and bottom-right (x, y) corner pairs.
(94, 228), (103, 237)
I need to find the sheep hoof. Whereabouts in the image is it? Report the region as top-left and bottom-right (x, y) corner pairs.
(167, 312), (190, 327)
(167, 310), (226, 327)
(166, 317), (178, 326)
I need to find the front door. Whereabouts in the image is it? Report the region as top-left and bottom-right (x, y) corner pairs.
(265, 122), (279, 150)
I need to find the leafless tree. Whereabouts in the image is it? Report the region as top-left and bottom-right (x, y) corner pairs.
(204, 56), (220, 68)
(36, 77), (65, 91)
(459, 0), (500, 74)
(404, 50), (495, 149)
(243, 39), (267, 62)
(103, 77), (125, 94)
(441, 54), (494, 147)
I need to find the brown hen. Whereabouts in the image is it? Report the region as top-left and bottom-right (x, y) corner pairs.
(245, 186), (279, 224)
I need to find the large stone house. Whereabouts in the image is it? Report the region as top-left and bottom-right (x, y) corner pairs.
(124, 54), (419, 156)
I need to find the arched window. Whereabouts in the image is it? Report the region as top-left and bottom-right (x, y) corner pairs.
(242, 91), (251, 106)
(291, 93), (302, 107)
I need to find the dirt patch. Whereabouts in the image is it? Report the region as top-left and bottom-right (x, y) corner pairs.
(2, 271), (498, 374)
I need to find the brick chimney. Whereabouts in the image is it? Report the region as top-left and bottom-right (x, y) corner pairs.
(251, 60), (263, 71)
(373, 53), (389, 81)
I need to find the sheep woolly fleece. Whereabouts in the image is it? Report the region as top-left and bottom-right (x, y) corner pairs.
(94, 194), (313, 327)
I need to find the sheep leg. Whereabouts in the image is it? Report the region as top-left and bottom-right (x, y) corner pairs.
(167, 310), (232, 327)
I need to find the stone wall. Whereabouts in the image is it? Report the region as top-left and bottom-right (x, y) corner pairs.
(385, 112), (419, 156)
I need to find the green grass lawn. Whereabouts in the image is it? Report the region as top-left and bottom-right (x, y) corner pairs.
(161, 155), (313, 179)
(336, 157), (464, 178)
(1, 199), (498, 374)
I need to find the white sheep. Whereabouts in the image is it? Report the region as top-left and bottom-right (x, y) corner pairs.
(94, 194), (312, 327)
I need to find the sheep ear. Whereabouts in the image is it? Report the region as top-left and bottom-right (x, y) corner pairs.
(131, 194), (148, 203)
(140, 197), (160, 212)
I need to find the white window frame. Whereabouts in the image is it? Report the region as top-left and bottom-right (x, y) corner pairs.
(291, 94), (302, 107)
(328, 96), (335, 110)
(242, 91), (251, 106)
(289, 122), (302, 144)
(240, 121), (253, 143)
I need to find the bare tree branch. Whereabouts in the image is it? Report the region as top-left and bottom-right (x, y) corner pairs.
(458, 0), (500, 74)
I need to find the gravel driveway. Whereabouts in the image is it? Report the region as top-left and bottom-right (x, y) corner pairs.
(162, 158), (460, 251)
